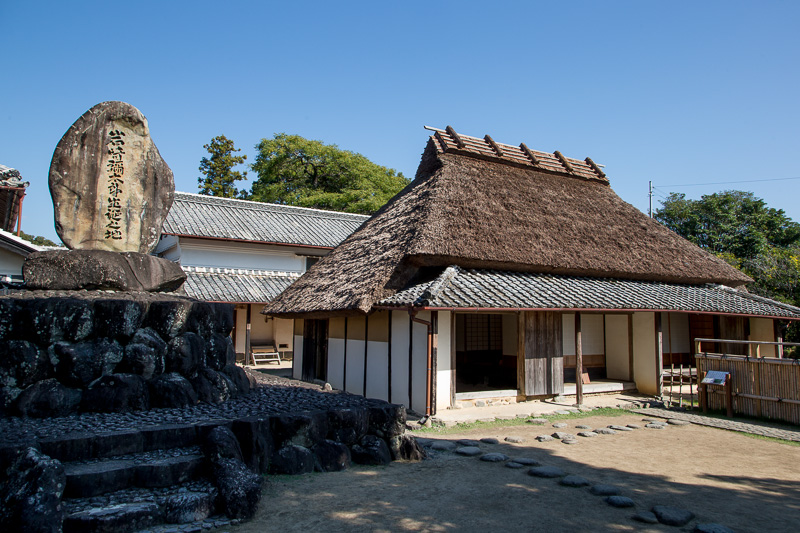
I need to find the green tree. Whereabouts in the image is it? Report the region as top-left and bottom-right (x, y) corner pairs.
(198, 135), (248, 198)
(18, 231), (58, 247)
(654, 191), (800, 259)
(249, 133), (408, 214)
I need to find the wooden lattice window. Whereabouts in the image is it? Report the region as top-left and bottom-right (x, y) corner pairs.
(464, 314), (502, 352)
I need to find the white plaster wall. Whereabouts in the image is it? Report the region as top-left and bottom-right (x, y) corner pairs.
(605, 314), (630, 380)
(632, 312), (657, 395)
(234, 307), (247, 355)
(179, 239), (306, 272)
(750, 317), (777, 357)
(250, 306), (274, 344)
(662, 312), (690, 354)
(411, 311), (430, 414)
(563, 314), (605, 355)
(390, 312), (411, 407)
(274, 318), (294, 353)
(293, 334), (303, 380)
(154, 235), (181, 262)
(0, 248), (25, 280)
(365, 341), (389, 401)
(327, 338), (345, 390)
(345, 339), (366, 395)
(436, 311), (453, 412)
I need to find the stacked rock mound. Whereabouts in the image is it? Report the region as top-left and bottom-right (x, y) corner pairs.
(0, 291), (246, 417)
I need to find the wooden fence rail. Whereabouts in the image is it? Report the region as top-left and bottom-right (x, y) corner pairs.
(695, 353), (800, 425)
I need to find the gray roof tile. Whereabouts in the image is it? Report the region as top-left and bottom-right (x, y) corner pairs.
(379, 266), (800, 319)
(163, 192), (369, 248)
(183, 266), (301, 303)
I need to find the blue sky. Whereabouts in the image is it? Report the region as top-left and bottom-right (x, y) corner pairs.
(2, 1), (798, 243)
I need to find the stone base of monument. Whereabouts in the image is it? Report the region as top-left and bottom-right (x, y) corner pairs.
(23, 250), (187, 292)
(0, 290), (246, 418)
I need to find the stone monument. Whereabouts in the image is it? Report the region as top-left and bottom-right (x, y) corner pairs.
(24, 101), (185, 292)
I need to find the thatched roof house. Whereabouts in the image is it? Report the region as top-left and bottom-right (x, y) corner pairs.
(263, 127), (798, 415)
(266, 126), (751, 318)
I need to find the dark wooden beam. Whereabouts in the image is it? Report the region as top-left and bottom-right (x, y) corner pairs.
(575, 312), (583, 406)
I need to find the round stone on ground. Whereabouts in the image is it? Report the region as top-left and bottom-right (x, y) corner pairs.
(455, 446), (482, 457)
(595, 428), (617, 435)
(536, 435), (554, 442)
(430, 441), (457, 451)
(559, 475), (590, 487)
(512, 458), (541, 466)
(641, 418), (658, 423)
(632, 511), (659, 524)
(504, 436), (524, 443)
(626, 424), (641, 429)
(668, 419), (691, 426)
(589, 484), (621, 496)
(652, 505), (695, 526)
(480, 453), (509, 462)
(552, 432), (574, 440)
(605, 496), (635, 508)
(577, 431), (598, 438)
(645, 423), (667, 429)
(561, 438), (578, 445)
(575, 424), (592, 430)
(528, 466), (565, 478)
(693, 523), (735, 533)
(554, 410), (572, 415)
(480, 437), (500, 444)
(505, 461), (525, 469)
(608, 425), (633, 432)
(456, 439), (481, 447)
(552, 422), (568, 428)
(527, 418), (548, 425)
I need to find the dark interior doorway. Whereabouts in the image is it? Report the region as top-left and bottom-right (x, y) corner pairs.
(455, 313), (517, 393)
(302, 319), (328, 381)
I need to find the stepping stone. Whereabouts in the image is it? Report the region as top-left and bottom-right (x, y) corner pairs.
(480, 453), (509, 462)
(605, 496), (635, 508)
(567, 409), (580, 414)
(430, 441), (456, 451)
(641, 418), (658, 423)
(608, 425), (633, 432)
(515, 414), (529, 419)
(589, 484), (621, 496)
(561, 439), (578, 445)
(652, 505), (695, 526)
(505, 461), (525, 469)
(455, 446), (482, 457)
(632, 511), (659, 524)
(456, 439), (481, 447)
(667, 419), (691, 426)
(554, 410), (572, 415)
(645, 423), (667, 429)
(504, 436), (524, 444)
(577, 431), (598, 438)
(626, 424), (641, 429)
(552, 432), (574, 440)
(536, 435), (554, 442)
(575, 425), (592, 430)
(559, 475), (590, 487)
(512, 458), (541, 466)
(693, 524), (735, 533)
(480, 437), (500, 444)
(578, 407), (593, 412)
(595, 428), (617, 435)
(496, 415), (516, 421)
(552, 422), (568, 428)
(527, 418), (548, 425)
(528, 466), (565, 478)
(63, 502), (160, 532)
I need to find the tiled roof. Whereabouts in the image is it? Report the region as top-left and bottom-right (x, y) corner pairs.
(163, 192), (369, 248)
(379, 266), (800, 319)
(182, 266), (301, 303)
(426, 126), (608, 184)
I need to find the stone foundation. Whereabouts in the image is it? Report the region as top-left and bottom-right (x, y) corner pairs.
(0, 290), (244, 417)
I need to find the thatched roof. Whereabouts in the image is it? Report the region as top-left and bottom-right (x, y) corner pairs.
(264, 127), (751, 318)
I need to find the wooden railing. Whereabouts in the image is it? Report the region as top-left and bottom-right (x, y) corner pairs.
(694, 338), (799, 359)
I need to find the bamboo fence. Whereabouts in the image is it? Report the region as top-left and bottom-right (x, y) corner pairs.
(695, 353), (800, 425)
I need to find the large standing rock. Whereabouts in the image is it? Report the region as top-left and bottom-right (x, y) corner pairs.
(351, 435), (392, 466)
(48, 101), (174, 253)
(148, 372), (198, 408)
(210, 458), (262, 519)
(52, 338), (123, 387)
(0, 340), (51, 389)
(14, 379), (82, 418)
(81, 373), (149, 412)
(0, 447), (66, 533)
(24, 250), (186, 292)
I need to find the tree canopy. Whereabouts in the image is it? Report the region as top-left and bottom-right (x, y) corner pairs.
(249, 133), (409, 214)
(18, 231), (58, 247)
(654, 191), (800, 259)
(198, 135), (248, 198)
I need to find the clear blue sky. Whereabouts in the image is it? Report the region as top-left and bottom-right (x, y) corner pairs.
(2, 1), (798, 243)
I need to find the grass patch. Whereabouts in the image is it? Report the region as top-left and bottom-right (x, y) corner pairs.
(413, 408), (629, 435)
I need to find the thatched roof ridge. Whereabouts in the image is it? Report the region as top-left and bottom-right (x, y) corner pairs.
(264, 131), (751, 317)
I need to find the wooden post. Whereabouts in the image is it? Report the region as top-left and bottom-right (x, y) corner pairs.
(575, 312), (583, 406)
(754, 356), (762, 418)
(725, 373), (734, 417)
(387, 311), (392, 403)
(655, 313), (664, 398)
(699, 370), (707, 413)
(363, 315), (369, 397)
(245, 305), (252, 366)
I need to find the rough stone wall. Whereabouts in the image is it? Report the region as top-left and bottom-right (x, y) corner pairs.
(0, 291), (246, 417)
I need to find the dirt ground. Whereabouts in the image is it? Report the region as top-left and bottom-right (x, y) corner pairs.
(231, 414), (800, 533)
